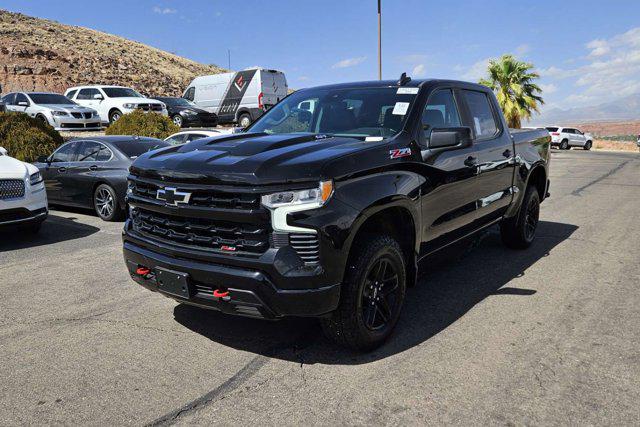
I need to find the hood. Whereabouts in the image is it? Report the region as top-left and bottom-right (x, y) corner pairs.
(173, 105), (211, 114)
(0, 155), (37, 179)
(39, 104), (95, 113)
(130, 132), (370, 185)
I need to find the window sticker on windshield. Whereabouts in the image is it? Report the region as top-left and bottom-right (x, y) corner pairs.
(397, 87), (419, 95)
(392, 102), (410, 115)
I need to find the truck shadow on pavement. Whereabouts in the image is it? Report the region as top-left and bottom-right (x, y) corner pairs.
(0, 214), (100, 251)
(173, 220), (578, 365)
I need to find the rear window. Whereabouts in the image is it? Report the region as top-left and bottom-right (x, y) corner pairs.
(111, 140), (169, 158)
(545, 127), (559, 132)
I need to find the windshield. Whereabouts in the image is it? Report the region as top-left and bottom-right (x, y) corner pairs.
(29, 94), (76, 105)
(249, 87), (418, 138)
(158, 97), (195, 107)
(103, 88), (143, 98)
(112, 140), (169, 158)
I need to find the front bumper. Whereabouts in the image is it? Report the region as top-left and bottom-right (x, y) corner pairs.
(0, 183), (48, 227)
(51, 115), (102, 131)
(123, 236), (341, 319)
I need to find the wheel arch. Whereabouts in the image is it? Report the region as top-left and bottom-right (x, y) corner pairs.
(525, 163), (548, 202)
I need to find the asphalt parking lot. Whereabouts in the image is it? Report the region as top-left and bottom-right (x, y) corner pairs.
(1, 149), (639, 425)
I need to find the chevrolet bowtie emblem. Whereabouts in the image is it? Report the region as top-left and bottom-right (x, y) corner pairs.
(157, 187), (191, 206)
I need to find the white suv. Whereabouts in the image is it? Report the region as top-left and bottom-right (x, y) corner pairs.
(0, 146), (48, 233)
(64, 85), (168, 125)
(546, 126), (593, 150)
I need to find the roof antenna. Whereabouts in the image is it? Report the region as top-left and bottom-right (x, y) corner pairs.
(398, 72), (411, 86)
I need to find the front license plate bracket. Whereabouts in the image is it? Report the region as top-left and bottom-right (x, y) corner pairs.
(155, 268), (191, 298)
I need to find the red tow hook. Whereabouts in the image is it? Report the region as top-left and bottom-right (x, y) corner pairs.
(135, 267), (153, 280)
(213, 288), (231, 301)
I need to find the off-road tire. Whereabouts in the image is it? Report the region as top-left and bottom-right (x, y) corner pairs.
(321, 234), (406, 351)
(500, 186), (540, 249)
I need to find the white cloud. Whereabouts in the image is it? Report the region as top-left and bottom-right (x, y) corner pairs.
(539, 83), (557, 94)
(411, 64), (426, 77)
(456, 57), (492, 81)
(153, 6), (177, 14)
(331, 56), (366, 69)
(586, 39), (610, 57)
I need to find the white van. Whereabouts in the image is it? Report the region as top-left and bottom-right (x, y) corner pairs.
(183, 68), (288, 127)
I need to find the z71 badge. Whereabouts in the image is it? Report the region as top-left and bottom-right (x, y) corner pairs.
(389, 148), (412, 159)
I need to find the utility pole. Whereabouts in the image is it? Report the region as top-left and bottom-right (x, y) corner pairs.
(378, 0), (382, 80)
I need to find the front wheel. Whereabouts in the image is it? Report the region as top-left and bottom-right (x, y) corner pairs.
(321, 234), (406, 351)
(172, 114), (184, 127)
(584, 140), (592, 150)
(94, 184), (123, 221)
(109, 109), (123, 124)
(36, 114), (50, 126)
(500, 186), (540, 249)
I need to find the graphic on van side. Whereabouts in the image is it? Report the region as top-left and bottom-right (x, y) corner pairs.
(218, 69), (257, 118)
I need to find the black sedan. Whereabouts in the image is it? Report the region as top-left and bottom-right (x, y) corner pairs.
(34, 136), (170, 221)
(153, 97), (218, 128)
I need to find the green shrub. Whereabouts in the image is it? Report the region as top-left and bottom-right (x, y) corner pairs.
(0, 112), (64, 162)
(105, 110), (179, 139)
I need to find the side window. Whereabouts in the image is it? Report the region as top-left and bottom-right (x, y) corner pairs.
(66, 90), (77, 99)
(462, 90), (498, 139)
(78, 141), (112, 162)
(185, 133), (207, 142)
(184, 87), (195, 101)
(422, 89), (461, 135)
(51, 142), (79, 163)
(77, 88), (99, 100)
(565, 128), (574, 134)
(166, 135), (186, 145)
(15, 93), (29, 105)
(2, 93), (15, 105)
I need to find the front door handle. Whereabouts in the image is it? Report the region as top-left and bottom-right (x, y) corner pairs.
(502, 149), (512, 158)
(89, 165), (98, 171)
(58, 167), (67, 173)
(464, 156), (477, 167)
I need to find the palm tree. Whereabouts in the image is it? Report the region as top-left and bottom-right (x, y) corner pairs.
(479, 54), (544, 129)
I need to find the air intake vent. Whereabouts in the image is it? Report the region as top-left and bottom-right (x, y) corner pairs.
(289, 233), (320, 265)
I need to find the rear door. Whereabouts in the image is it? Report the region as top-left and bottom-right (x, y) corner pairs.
(74, 141), (114, 206)
(76, 88), (103, 119)
(460, 89), (516, 224)
(260, 70), (287, 108)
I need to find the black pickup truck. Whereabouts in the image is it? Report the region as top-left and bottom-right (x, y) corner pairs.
(123, 76), (550, 351)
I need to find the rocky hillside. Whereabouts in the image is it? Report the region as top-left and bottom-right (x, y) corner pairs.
(0, 10), (227, 96)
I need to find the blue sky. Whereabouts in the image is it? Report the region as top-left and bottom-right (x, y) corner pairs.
(3, 0), (640, 113)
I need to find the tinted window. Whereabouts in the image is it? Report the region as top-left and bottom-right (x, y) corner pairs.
(545, 127), (559, 132)
(165, 135), (186, 145)
(184, 87), (195, 101)
(29, 93), (76, 105)
(77, 88), (101, 100)
(463, 90), (498, 138)
(66, 89), (77, 99)
(185, 133), (207, 142)
(15, 93), (29, 105)
(103, 87), (142, 98)
(1, 93), (15, 104)
(423, 89), (461, 134)
(111, 139), (169, 158)
(78, 141), (112, 162)
(563, 128), (574, 134)
(51, 142), (80, 162)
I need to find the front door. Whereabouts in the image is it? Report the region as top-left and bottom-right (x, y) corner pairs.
(419, 88), (480, 254)
(44, 141), (80, 204)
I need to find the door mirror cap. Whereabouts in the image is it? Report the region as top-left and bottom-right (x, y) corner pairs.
(93, 94), (104, 100)
(0, 146), (7, 156)
(17, 101), (29, 107)
(428, 127), (473, 150)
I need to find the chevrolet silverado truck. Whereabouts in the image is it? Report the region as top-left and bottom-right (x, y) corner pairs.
(123, 76), (550, 351)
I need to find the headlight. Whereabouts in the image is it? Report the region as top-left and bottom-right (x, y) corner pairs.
(262, 181), (333, 209)
(183, 110), (197, 115)
(29, 171), (43, 185)
(52, 111), (68, 116)
(123, 103), (137, 109)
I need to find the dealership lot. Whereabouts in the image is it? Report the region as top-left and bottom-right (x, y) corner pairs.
(1, 150), (639, 425)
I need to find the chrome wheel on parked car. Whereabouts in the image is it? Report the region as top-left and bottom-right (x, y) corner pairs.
(172, 115), (183, 127)
(93, 184), (122, 221)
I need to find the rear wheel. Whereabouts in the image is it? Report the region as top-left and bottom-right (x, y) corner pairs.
(238, 113), (251, 128)
(172, 114), (183, 127)
(500, 186), (540, 249)
(560, 140), (569, 150)
(321, 234), (406, 351)
(94, 184), (123, 221)
(584, 140), (592, 150)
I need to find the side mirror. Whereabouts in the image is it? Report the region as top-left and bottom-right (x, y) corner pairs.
(0, 146), (7, 156)
(36, 155), (50, 163)
(428, 127), (472, 149)
(93, 94), (104, 100)
(17, 101), (29, 107)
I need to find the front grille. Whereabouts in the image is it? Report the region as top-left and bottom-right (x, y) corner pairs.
(71, 112), (92, 119)
(0, 179), (25, 200)
(289, 233), (320, 265)
(71, 112), (82, 119)
(61, 123), (84, 129)
(137, 103), (163, 112)
(131, 208), (269, 254)
(84, 112), (92, 119)
(131, 180), (261, 210)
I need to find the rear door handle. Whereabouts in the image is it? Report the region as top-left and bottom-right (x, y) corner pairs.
(89, 165), (98, 171)
(58, 167), (67, 173)
(502, 149), (512, 158)
(464, 156), (477, 167)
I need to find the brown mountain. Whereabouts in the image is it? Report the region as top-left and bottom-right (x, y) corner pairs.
(0, 9), (226, 96)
